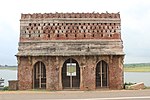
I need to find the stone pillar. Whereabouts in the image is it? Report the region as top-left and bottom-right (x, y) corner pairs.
(59, 64), (63, 90)
(58, 57), (63, 90)
(47, 57), (59, 90)
(81, 56), (95, 90)
(80, 66), (83, 90)
(109, 55), (124, 89)
(46, 57), (51, 90)
(18, 56), (32, 90)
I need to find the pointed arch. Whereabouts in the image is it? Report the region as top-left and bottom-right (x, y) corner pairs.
(33, 61), (46, 89)
(96, 60), (108, 88)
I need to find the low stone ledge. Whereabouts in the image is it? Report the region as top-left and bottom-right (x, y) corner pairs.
(126, 82), (145, 90)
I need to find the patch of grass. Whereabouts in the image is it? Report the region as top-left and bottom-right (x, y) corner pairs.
(124, 66), (150, 72)
(124, 63), (150, 72)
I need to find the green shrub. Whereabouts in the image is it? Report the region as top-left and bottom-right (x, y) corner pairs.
(3, 86), (9, 91)
(144, 86), (150, 89)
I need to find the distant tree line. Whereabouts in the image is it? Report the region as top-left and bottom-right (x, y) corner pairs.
(0, 65), (17, 67)
(124, 63), (150, 67)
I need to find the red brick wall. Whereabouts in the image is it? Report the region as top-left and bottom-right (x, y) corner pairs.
(20, 13), (121, 42)
(17, 55), (124, 90)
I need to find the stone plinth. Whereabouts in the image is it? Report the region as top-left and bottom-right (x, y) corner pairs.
(9, 80), (18, 90)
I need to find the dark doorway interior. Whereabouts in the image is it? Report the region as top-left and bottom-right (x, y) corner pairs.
(62, 58), (80, 89)
(33, 61), (46, 89)
(96, 60), (108, 88)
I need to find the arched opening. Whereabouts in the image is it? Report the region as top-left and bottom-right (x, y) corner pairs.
(62, 58), (80, 89)
(33, 61), (46, 89)
(96, 60), (108, 88)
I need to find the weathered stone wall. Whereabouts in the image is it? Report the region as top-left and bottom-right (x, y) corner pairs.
(17, 40), (124, 56)
(17, 55), (124, 90)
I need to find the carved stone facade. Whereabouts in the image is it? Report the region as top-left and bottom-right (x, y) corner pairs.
(17, 12), (124, 90)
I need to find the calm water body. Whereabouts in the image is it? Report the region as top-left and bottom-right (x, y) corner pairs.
(0, 70), (17, 86)
(124, 72), (150, 86)
(0, 70), (150, 86)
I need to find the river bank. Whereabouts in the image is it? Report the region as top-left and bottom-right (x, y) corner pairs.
(124, 66), (150, 72)
(124, 63), (150, 72)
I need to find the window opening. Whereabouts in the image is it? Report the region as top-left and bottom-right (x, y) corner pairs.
(66, 34), (68, 37)
(29, 34), (31, 37)
(57, 34), (59, 37)
(29, 23), (32, 26)
(75, 34), (77, 37)
(84, 34), (86, 37)
(48, 34), (50, 38)
(92, 34), (94, 37)
(110, 34), (112, 37)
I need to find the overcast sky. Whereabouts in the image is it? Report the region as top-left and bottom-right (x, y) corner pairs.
(0, 0), (150, 65)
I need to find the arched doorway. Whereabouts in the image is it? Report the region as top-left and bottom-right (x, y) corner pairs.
(96, 60), (108, 88)
(62, 58), (80, 89)
(33, 61), (46, 89)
